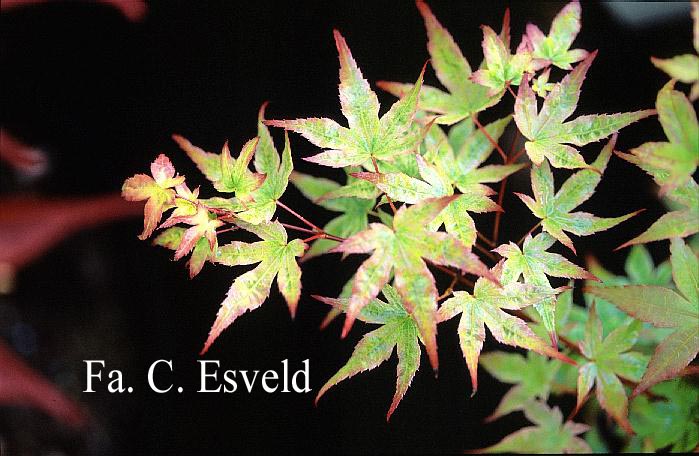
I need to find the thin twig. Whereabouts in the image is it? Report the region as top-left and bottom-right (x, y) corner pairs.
(276, 200), (322, 232)
(511, 146), (527, 163)
(281, 223), (316, 235)
(477, 231), (496, 248)
(492, 179), (507, 244)
(473, 241), (497, 261)
(472, 115), (508, 162)
(516, 221), (542, 246)
(372, 156), (397, 214)
(438, 274), (459, 301)
(430, 262), (475, 288)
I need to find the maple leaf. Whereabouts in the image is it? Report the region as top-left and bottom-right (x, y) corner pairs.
(313, 285), (421, 421)
(122, 154), (185, 240)
(438, 262), (572, 394)
(200, 220), (306, 354)
(290, 171), (373, 259)
(514, 52), (654, 169)
(354, 117), (521, 248)
(623, 81), (698, 193)
(531, 68), (554, 98)
(516, 135), (642, 254)
(575, 303), (648, 434)
(650, 2), (699, 101)
(376, 1), (497, 125)
(495, 232), (597, 342)
(525, 0), (588, 70)
(629, 379), (699, 452)
(172, 134), (264, 199)
(480, 351), (561, 421)
(476, 400), (591, 454)
(331, 196), (495, 371)
(265, 30), (424, 168)
(153, 226), (213, 279)
(471, 23), (531, 96)
(585, 238), (699, 397)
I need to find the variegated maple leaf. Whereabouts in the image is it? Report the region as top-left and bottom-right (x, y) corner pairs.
(201, 220), (306, 354)
(377, 1), (497, 125)
(172, 134), (264, 199)
(651, 2), (699, 101)
(331, 196), (495, 371)
(586, 238), (699, 397)
(575, 304), (648, 434)
(354, 117), (522, 248)
(266, 30), (424, 168)
(525, 0), (588, 71)
(122, 154), (185, 240)
(516, 135), (642, 254)
(495, 232), (597, 343)
(476, 400), (591, 454)
(471, 23), (531, 96)
(290, 171), (373, 259)
(514, 52), (654, 169)
(314, 285), (421, 421)
(153, 226), (213, 279)
(438, 262), (572, 394)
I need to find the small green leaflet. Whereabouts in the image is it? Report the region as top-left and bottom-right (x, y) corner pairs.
(376, 1), (497, 125)
(290, 171), (373, 259)
(314, 285), (420, 421)
(172, 134), (264, 199)
(629, 379), (699, 452)
(438, 262), (572, 394)
(525, 1), (588, 70)
(266, 30), (424, 168)
(495, 232), (597, 342)
(516, 135), (642, 254)
(586, 238), (699, 397)
(475, 400), (591, 454)
(471, 23), (531, 96)
(575, 303), (648, 434)
(200, 220), (306, 354)
(122, 154), (184, 240)
(651, 2), (699, 101)
(531, 68), (554, 98)
(514, 52), (654, 169)
(331, 196), (495, 371)
(480, 351), (560, 421)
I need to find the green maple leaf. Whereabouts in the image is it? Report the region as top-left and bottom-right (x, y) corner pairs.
(122, 154), (185, 240)
(651, 3), (699, 101)
(516, 135), (641, 254)
(438, 262), (572, 393)
(331, 196), (495, 371)
(476, 400), (591, 454)
(525, 1), (588, 71)
(172, 135), (265, 199)
(495, 232), (597, 342)
(471, 24), (531, 96)
(481, 351), (560, 421)
(575, 303), (649, 434)
(586, 238), (699, 397)
(376, 1), (497, 125)
(629, 379), (699, 452)
(354, 117), (521, 248)
(290, 171), (374, 259)
(616, 82), (699, 248)
(313, 285), (421, 421)
(200, 220), (306, 354)
(266, 30), (424, 168)
(514, 52), (654, 169)
(622, 81), (698, 193)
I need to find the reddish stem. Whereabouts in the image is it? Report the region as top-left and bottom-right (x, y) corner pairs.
(371, 156), (397, 214)
(276, 200), (322, 232)
(430, 262), (475, 288)
(477, 232), (495, 248)
(516, 221), (542, 246)
(492, 178), (507, 244)
(281, 223), (316, 235)
(472, 115), (507, 162)
(473, 241), (497, 261)
(511, 146), (528, 163)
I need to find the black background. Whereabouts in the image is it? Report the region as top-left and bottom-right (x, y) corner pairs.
(0, 1), (693, 454)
